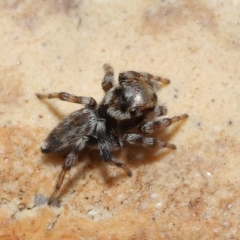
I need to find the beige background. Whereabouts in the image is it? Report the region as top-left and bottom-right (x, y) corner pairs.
(0, 0), (240, 239)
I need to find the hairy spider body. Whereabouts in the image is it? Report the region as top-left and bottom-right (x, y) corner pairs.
(36, 64), (188, 205)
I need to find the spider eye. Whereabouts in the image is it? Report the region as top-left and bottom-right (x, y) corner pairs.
(119, 73), (127, 84)
(130, 109), (137, 115)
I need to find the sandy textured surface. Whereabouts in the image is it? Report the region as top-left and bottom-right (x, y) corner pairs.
(0, 0), (240, 239)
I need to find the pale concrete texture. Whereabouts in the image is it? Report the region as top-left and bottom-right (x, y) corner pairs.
(0, 0), (240, 239)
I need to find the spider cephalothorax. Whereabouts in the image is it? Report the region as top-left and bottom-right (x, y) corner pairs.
(36, 64), (188, 204)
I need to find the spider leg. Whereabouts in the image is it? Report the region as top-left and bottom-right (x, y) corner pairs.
(96, 119), (132, 177)
(48, 137), (88, 205)
(123, 133), (176, 149)
(154, 105), (168, 117)
(138, 114), (188, 134)
(48, 151), (77, 205)
(141, 72), (170, 84)
(102, 64), (114, 92)
(36, 92), (96, 108)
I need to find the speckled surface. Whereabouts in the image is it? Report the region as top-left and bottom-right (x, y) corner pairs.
(0, 0), (240, 239)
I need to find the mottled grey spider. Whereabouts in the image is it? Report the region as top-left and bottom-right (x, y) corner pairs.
(36, 64), (188, 204)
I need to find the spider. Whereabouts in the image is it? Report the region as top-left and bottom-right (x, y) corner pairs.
(36, 64), (188, 205)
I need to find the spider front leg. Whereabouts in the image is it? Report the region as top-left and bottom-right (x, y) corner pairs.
(102, 64), (114, 92)
(123, 133), (176, 149)
(96, 119), (132, 177)
(36, 92), (96, 108)
(138, 114), (188, 134)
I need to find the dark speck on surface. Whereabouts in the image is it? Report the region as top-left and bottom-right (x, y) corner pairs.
(34, 194), (48, 206)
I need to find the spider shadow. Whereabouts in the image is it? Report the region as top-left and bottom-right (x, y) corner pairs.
(41, 150), (91, 205)
(98, 117), (188, 183)
(37, 97), (69, 120)
(122, 118), (188, 169)
(40, 114), (187, 204)
(57, 150), (92, 201)
(41, 149), (123, 203)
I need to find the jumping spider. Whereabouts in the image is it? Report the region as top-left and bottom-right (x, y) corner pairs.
(36, 64), (188, 205)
